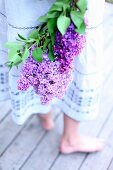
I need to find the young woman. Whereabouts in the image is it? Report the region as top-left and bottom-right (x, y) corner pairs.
(0, 0), (105, 153)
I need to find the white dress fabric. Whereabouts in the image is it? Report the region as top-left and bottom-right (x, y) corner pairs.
(0, 0), (105, 124)
(60, 0), (105, 121)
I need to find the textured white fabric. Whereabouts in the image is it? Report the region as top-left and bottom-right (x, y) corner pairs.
(59, 25), (104, 121)
(87, 0), (105, 28)
(0, 0), (105, 124)
(60, 0), (105, 121)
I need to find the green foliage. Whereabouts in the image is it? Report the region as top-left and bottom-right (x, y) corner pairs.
(49, 3), (63, 12)
(75, 20), (86, 34)
(70, 10), (84, 29)
(5, 0), (87, 68)
(17, 34), (26, 40)
(32, 47), (43, 62)
(43, 38), (51, 50)
(9, 53), (22, 66)
(57, 15), (70, 35)
(28, 29), (39, 39)
(5, 42), (22, 50)
(22, 48), (29, 63)
(77, 0), (87, 13)
(47, 18), (57, 33)
(48, 43), (55, 61)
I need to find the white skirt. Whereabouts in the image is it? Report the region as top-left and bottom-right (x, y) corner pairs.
(0, 0), (105, 124)
(60, 25), (104, 121)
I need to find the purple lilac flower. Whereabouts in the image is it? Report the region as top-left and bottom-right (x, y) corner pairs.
(54, 23), (86, 72)
(18, 23), (86, 104)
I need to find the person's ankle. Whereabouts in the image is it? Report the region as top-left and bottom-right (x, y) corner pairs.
(38, 111), (54, 131)
(61, 133), (78, 146)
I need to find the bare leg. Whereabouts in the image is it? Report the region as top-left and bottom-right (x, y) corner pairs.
(60, 114), (104, 154)
(38, 111), (54, 131)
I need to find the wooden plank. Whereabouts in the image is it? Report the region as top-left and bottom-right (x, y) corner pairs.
(0, 110), (60, 170)
(79, 110), (113, 170)
(108, 159), (113, 170)
(0, 100), (11, 122)
(21, 114), (63, 170)
(0, 114), (25, 156)
(20, 68), (113, 170)
(0, 116), (46, 170)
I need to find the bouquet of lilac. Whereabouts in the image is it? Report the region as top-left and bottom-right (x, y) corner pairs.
(5, 0), (87, 104)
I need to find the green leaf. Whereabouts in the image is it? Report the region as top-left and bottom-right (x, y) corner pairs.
(48, 50), (55, 61)
(77, 0), (87, 13)
(26, 38), (36, 43)
(47, 11), (60, 19)
(22, 48), (29, 63)
(48, 44), (55, 61)
(57, 0), (70, 4)
(5, 42), (22, 50)
(47, 18), (57, 34)
(5, 61), (13, 69)
(49, 3), (63, 12)
(28, 29), (39, 39)
(70, 10), (84, 29)
(17, 34), (26, 40)
(43, 38), (51, 50)
(62, 3), (70, 12)
(38, 15), (48, 22)
(75, 21), (86, 34)
(54, 1), (64, 6)
(49, 1), (69, 12)
(36, 39), (40, 46)
(32, 47), (43, 62)
(57, 15), (70, 35)
(50, 32), (55, 45)
(39, 23), (47, 35)
(9, 53), (22, 66)
(50, 4), (62, 11)
(8, 49), (18, 60)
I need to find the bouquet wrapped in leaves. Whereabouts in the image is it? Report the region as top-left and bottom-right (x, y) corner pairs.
(5, 0), (87, 104)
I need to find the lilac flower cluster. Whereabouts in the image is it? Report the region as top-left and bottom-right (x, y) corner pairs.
(18, 23), (86, 104)
(18, 52), (72, 104)
(54, 23), (86, 72)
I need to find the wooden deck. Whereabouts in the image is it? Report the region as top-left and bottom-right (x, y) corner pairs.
(0, 3), (113, 170)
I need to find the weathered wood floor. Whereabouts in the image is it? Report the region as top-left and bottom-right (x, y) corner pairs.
(0, 3), (113, 170)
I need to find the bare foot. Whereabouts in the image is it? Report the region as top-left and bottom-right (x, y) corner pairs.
(38, 112), (54, 131)
(60, 134), (105, 154)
